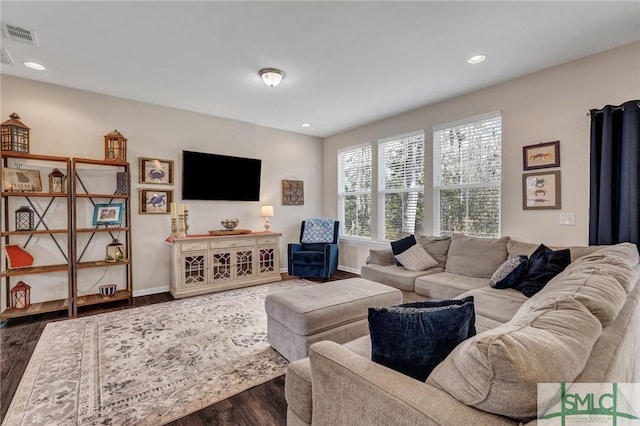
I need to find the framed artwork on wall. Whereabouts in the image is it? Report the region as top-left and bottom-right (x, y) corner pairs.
(139, 189), (173, 214)
(522, 171), (561, 210)
(282, 179), (304, 205)
(93, 203), (124, 225)
(523, 141), (560, 170)
(139, 157), (174, 185)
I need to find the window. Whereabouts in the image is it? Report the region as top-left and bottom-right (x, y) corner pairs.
(433, 112), (502, 237)
(378, 132), (425, 240)
(338, 144), (372, 238)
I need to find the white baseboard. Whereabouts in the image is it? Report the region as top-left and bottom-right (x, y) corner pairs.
(338, 265), (361, 275)
(133, 285), (170, 297)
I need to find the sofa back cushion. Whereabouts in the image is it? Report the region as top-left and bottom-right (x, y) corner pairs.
(415, 235), (451, 268)
(444, 234), (510, 278)
(513, 243), (639, 327)
(427, 297), (602, 420)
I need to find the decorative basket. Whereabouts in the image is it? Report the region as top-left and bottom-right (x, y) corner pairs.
(221, 218), (239, 231)
(99, 284), (117, 297)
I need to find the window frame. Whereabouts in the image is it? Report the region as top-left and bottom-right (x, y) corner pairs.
(338, 142), (373, 240)
(432, 111), (502, 237)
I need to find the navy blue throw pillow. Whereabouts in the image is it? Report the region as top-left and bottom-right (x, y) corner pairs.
(514, 244), (571, 297)
(390, 234), (417, 266)
(490, 255), (529, 289)
(368, 296), (476, 381)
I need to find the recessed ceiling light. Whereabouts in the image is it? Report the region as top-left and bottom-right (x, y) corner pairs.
(467, 54), (486, 64)
(23, 61), (45, 70)
(301, 123), (311, 128)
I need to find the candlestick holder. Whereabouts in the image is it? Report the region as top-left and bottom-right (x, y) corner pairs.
(184, 211), (190, 236)
(170, 217), (178, 237)
(177, 214), (187, 237)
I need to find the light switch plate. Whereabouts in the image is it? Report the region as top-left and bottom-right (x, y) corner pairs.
(559, 213), (576, 226)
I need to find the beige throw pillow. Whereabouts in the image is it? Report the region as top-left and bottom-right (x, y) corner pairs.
(394, 244), (438, 272)
(427, 297), (602, 420)
(445, 234), (510, 278)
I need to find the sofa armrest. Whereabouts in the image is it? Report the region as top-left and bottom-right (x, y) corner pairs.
(368, 249), (395, 266)
(309, 341), (518, 426)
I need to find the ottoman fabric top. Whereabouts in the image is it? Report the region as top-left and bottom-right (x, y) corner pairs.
(265, 278), (402, 336)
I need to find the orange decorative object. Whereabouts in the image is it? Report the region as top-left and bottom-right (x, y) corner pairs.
(10, 281), (31, 309)
(3, 245), (34, 268)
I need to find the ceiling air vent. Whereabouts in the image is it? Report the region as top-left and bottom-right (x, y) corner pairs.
(0, 48), (14, 65)
(1, 23), (38, 46)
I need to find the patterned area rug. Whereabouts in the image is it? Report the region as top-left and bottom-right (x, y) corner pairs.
(3, 280), (309, 426)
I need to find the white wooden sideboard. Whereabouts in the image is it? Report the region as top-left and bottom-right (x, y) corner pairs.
(168, 231), (281, 298)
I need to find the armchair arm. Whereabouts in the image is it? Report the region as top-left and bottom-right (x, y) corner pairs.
(323, 243), (339, 277)
(288, 243), (304, 276)
(308, 341), (517, 426)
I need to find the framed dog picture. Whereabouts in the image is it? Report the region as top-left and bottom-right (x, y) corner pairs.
(523, 141), (560, 170)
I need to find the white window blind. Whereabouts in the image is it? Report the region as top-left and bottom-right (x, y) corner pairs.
(433, 112), (502, 237)
(338, 144), (372, 238)
(378, 132), (425, 240)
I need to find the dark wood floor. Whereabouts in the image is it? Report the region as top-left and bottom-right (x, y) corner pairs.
(0, 270), (359, 425)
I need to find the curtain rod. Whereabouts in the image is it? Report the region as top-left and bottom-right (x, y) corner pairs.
(587, 103), (639, 116)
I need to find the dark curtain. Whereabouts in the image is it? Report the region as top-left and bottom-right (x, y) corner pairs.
(589, 100), (640, 248)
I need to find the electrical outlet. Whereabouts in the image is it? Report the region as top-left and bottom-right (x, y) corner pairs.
(559, 213), (575, 226)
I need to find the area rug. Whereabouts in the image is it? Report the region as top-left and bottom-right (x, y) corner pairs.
(3, 280), (310, 426)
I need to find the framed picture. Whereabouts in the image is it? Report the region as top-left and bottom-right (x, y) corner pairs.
(139, 157), (174, 185)
(2, 168), (42, 192)
(93, 203), (124, 226)
(523, 141), (560, 170)
(523, 171), (561, 210)
(282, 179), (304, 205)
(139, 189), (173, 214)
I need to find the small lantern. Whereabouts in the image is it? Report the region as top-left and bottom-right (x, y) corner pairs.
(48, 168), (67, 193)
(15, 205), (35, 231)
(105, 238), (126, 262)
(104, 129), (127, 162)
(10, 281), (31, 309)
(1, 112), (30, 153)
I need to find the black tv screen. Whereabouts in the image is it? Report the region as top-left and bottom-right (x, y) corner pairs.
(182, 150), (262, 201)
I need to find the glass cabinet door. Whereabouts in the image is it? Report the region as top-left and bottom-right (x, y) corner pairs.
(182, 251), (207, 286)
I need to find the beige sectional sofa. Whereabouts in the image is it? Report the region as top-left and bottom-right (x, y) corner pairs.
(285, 236), (640, 425)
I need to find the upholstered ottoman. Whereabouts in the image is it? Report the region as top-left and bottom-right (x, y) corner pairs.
(265, 278), (402, 361)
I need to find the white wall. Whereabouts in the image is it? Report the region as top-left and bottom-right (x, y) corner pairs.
(324, 42), (640, 272)
(1, 75), (324, 302)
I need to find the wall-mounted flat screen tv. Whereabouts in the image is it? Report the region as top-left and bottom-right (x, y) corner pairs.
(182, 150), (262, 201)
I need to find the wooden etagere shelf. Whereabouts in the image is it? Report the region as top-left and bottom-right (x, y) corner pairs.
(1, 151), (73, 320)
(71, 157), (133, 316)
(0, 152), (134, 320)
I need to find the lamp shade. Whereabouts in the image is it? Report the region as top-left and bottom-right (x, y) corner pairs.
(259, 69), (285, 87)
(261, 205), (274, 217)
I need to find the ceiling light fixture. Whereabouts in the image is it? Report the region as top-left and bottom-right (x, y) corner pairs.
(467, 54), (487, 64)
(23, 61), (45, 71)
(259, 68), (285, 87)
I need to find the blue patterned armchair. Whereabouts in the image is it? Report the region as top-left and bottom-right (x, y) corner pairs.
(288, 219), (340, 280)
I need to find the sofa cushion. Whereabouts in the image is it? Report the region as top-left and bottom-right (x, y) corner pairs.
(368, 296), (476, 381)
(415, 235), (451, 268)
(514, 245), (638, 327)
(445, 234), (510, 278)
(368, 249), (396, 266)
(394, 244), (438, 272)
(361, 264), (438, 292)
(513, 244), (570, 297)
(490, 255), (528, 289)
(461, 287), (528, 329)
(427, 297), (603, 420)
(414, 272), (488, 300)
(390, 234), (417, 266)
